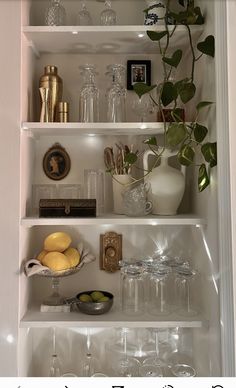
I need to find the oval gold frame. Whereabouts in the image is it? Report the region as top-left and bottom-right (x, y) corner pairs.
(43, 143), (71, 181)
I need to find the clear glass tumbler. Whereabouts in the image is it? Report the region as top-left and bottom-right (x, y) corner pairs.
(121, 264), (145, 315)
(45, 0), (66, 26)
(79, 65), (99, 122)
(84, 169), (105, 215)
(100, 0), (117, 26)
(105, 64), (126, 122)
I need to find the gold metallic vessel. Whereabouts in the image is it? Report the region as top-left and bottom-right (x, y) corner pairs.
(39, 65), (63, 122)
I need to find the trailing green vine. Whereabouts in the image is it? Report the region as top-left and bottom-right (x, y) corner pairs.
(127, 0), (216, 192)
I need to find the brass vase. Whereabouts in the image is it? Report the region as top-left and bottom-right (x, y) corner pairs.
(39, 65), (63, 122)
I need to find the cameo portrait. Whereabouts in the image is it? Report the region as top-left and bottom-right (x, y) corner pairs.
(43, 143), (71, 181)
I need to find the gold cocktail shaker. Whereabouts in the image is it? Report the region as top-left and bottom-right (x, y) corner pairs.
(39, 65), (63, 122)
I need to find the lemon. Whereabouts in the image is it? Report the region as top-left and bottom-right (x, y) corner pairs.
(44, 232), (72, 252)
(41, 251), (71, 271)
(91, 291), (104, 302)
(64, 247), (80, 267)
(37, 249), (48, 264)
(79, 294), (93, 302)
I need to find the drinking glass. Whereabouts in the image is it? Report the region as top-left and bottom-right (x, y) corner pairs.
(31, 184), (57, 215)
(132, 94), (155, 122)
(57, 184), (82, 199)
(142, 329), (167, 374)
(76, 1), (92, 25)
(100, 1), (117, 26)
(82, 329), (96, 377)
(139, 363), (163, 377)
(111, 329), (140, 377)
(45, 0), (66, 26)
(170, 363), (196, 377)
(147, 265), (171, 316)
(121, 264), (145, 315)
(49, 353), (62, 376)
(79, 65), (99, 122)
(123, 183), (152, 217)
(105, 64), (126, 122)
(84, 169), (105, 215)
(175, 266), (198, 316)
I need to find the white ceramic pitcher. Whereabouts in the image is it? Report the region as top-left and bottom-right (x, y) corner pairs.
(143, 148), (186, 215)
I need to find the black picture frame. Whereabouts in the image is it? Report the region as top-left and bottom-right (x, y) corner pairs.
(127, 60), (151, 90)
(43, 143), (71, 181)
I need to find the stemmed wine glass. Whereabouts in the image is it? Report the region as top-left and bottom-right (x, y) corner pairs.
(132, 94), (155, 122)
(140, 329), (167, 376)
(49, 327), (62, 377)
(100, 1), (117, 25)
(105, 64), (126, 122)
(112, 328), (140, 376)
(76, 1), (92, 25)
(82, 328), (96, 376)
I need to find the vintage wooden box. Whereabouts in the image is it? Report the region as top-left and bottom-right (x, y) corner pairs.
(39, 199), (96, 217)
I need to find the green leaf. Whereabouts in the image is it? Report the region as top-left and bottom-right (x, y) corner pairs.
(144, 137), (157, 146)
(198, 163), (210, 192)
(161, 82), (178, 107)
(147, 30), (168, 41)
(194, 123), (208, 143)
(178, 81), (196, 103)
(196, 101), (214, 112)
(169, 10), (198, 24)
(197, 35), (215, 58)
(124, 152), (138, 165)
(163, 50), (183, 68)
(201, 142), (217, 167)
(171, 108), (185, 122)
(167, 122), (187, 146)
(133, 83), (156, 99)
(178, 144), (195, 166)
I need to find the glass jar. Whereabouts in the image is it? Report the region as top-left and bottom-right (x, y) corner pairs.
(105, 64), (126, 122)
(45, 0), (66, 26)
(79, 65), (99, 122)
(121, 264), (144, 315)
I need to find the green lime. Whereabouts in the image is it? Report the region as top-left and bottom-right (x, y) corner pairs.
(90, 291), (104, 301)
(98, 296), (110, 302)
(79, 294), (92, 302)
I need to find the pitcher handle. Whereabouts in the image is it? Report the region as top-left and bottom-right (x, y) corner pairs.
(143, 149), (155, 172)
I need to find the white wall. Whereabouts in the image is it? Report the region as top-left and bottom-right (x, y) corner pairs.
(0, 0), (21, 376)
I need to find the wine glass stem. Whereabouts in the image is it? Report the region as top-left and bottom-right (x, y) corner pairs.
(155, 332), (159, 357)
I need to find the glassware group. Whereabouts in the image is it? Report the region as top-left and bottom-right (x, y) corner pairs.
(120, 256), (199, 316)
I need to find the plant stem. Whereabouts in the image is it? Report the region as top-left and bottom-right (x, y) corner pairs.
(186, 24), (196, 82)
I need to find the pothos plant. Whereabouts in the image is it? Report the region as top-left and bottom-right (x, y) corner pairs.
(125, 0), (216, 192)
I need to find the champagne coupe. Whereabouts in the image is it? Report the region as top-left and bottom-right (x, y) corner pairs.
(131, 94), (155, 122)
(142, 329), (167, 371)
(113, 328), (140, 377)
(100, 0), (117, 25)
(45, 0), (66, 26)
(175, 266), (198, 316)
(105, 64), (126, 122)
(79, 65), (99, 122)
(82, 329), (96, 376)
(76, 1), (93, 25)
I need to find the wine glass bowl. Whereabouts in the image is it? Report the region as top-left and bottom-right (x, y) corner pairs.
(170, 363), (196, 377)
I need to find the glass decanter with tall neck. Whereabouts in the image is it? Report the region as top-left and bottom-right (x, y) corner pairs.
(79, 65), (99, 123)
(106, 64), (126, 122)
(45, 0), (66, 26)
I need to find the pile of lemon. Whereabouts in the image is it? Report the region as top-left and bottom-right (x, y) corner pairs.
(37, 232), (80, 272)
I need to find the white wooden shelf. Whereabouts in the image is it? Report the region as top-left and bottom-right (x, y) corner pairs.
(21, 214), (205, 227)
(23, 25), (204, 55)
(20, 308), (207, 329)
(21, 122), (165, 136)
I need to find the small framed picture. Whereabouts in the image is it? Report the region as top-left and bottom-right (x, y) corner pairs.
(43, 143), (71, 181)
(127, 60), (151, 90)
